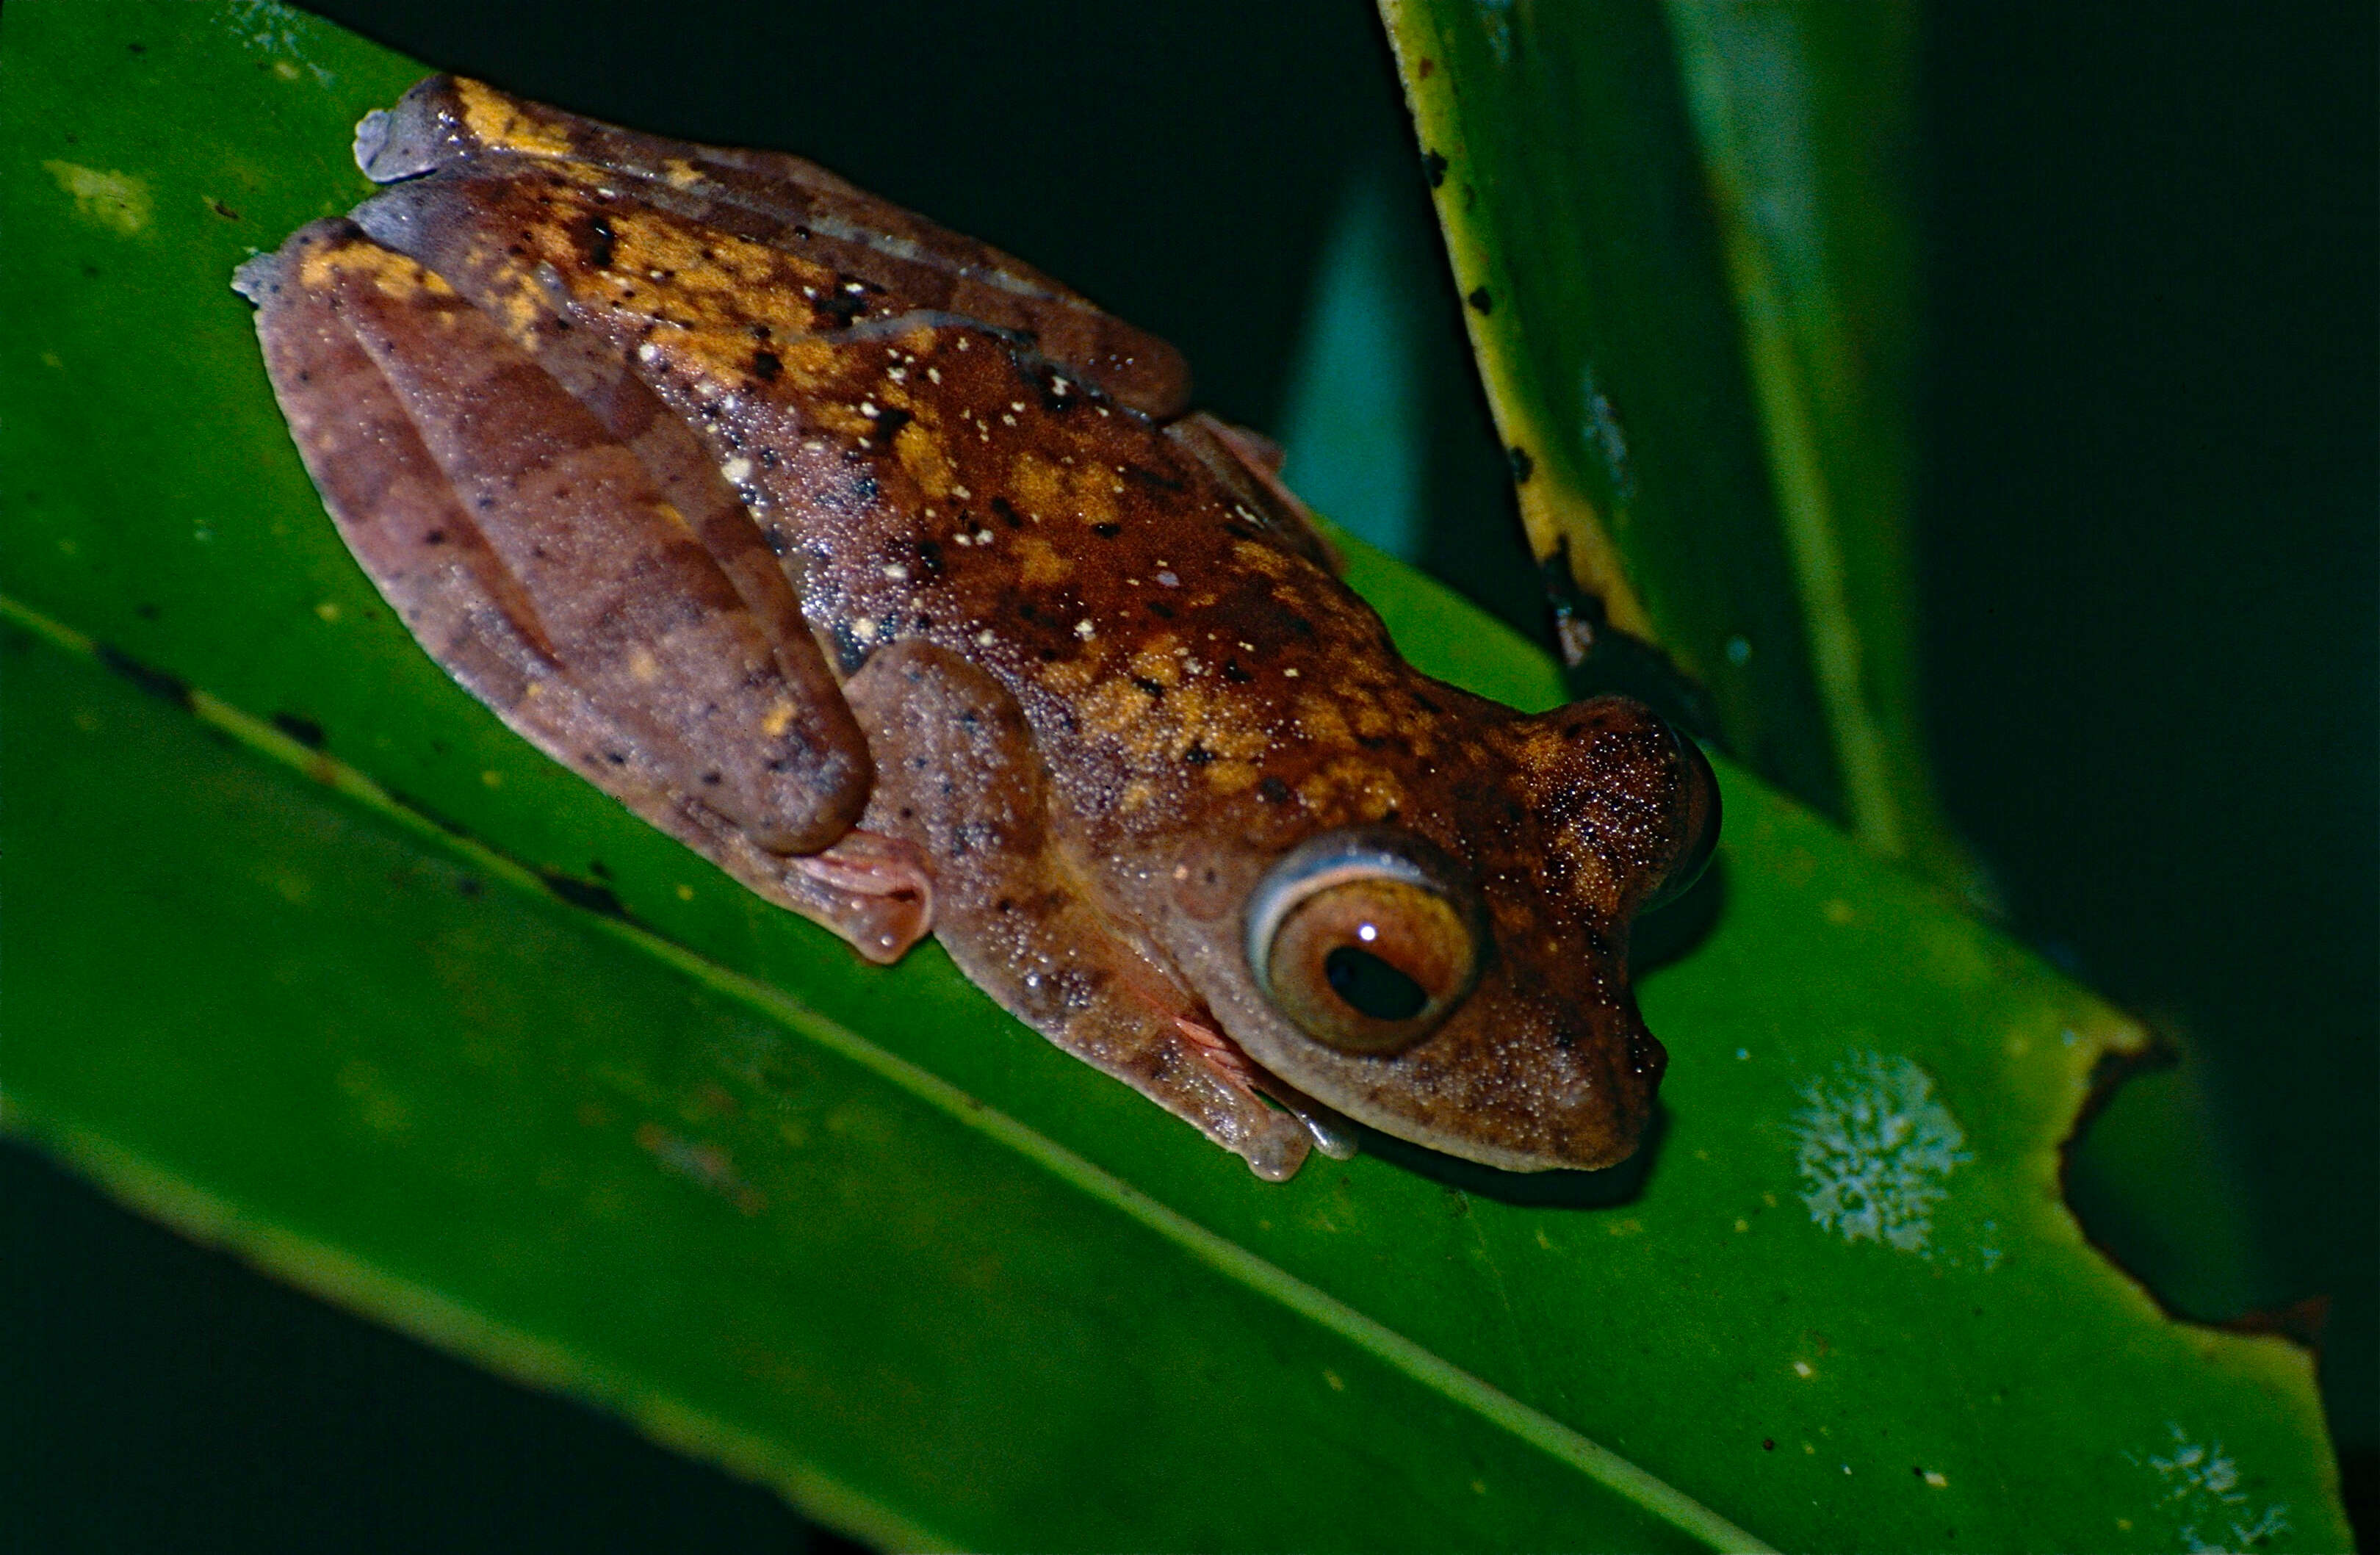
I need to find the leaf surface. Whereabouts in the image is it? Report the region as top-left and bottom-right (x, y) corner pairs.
(0, 3), (2347, 1549)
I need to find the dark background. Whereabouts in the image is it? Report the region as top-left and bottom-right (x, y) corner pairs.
(6, 1), (2371, 1548)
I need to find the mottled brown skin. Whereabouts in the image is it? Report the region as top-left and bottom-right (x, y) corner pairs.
(237, 76), (1714, 1180)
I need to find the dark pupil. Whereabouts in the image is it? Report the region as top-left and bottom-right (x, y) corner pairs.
(1324, 944), (1427, 1022)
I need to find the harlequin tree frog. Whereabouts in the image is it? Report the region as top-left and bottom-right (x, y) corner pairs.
(234, 76), (1716, 1180)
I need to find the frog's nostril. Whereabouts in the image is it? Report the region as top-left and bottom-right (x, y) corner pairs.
(1642, 725), (1720, 912)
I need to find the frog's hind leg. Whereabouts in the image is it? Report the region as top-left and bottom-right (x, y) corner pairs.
(843, 641), (1316, 1180)
(237, 223), (920, 955)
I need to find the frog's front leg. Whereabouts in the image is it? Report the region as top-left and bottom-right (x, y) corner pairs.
(843, 641), (1317, 1180)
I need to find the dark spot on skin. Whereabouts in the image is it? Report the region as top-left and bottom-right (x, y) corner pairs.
(751, 349), (782, 381)
(209, 200), (239, 222)
(127, 42), (145, 54)
(1092, 522), (1122, 538)
(1038, 647), (1060, 662)
(990, 496), (1025, 528)
(1220, 522), (1258, 541)
(605, 751), (628, 765)
(820, 292), (863, 328)
(422, 530), (447, 546)
(1467, 286), (1493, 314)
(1183, 743), (1214, 765)
(1258, 775), (1292, 805)
(1222, 660), (1253, 684)
(1418, 57), (1435, 79)
(1509, 445), (1534, 483)
(1122, 463), (1186, 494)
(1146, 599), (1176, 620)
(915, 538), (945, 578)
(1421, 150), (1447, 187)
(134, 603), (160, 622)
(1131, 676), (1166, 699)
(995, 898), (1014, 913)
(701, 771), (723, 785)
(757, 447), (780, 470)
(873, 405), (913, 441)
(95, 644), (192, 710)
(455, 875), (483, 898)
(585, 214), (616, 270)
(589, 859), (614, 881)
(272, 712), (326, 749)
(749, 323), (772, 340)
(542, 870), (628, 920)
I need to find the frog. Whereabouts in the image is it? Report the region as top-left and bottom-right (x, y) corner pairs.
(233, 76), (1717, 1181)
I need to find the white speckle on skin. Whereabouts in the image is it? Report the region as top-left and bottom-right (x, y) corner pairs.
(852, 617), (878, 643)
(1010, 401), (1028, 413)
(1283, 667), (1300, 678)
(951, 484), (970, 499)
(887, 367), (906, 382)
(976, 629), (997, 646)
(1001, 414), (1017, 427)
(1156, 570), (1180, 588)
(1792, 1051), (1969, 1254)
(718, 458), (753, 486)
(927, 367), (942, 383)
(844, 281), (866, 293)
(637, 342), (662, 363)
(859, 400), (879, 419)
(882, 563), (908, 580)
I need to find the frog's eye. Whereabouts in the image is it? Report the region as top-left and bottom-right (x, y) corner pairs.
(1244, 828), (1488, 1055)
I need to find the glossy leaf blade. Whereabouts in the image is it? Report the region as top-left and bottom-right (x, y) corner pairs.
(0, 3), (2348, 1551)
(1377, 0), (1965, 885)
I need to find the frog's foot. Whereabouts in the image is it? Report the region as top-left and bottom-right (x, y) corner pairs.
(785, 830), (934, 964)
(843, 640), (1316, 1180)
(1171, 1013), (1362, 1163)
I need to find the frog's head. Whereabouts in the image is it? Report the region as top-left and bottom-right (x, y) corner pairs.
(1191, 695), (1717, 1175)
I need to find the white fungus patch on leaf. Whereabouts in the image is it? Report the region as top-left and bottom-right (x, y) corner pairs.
(2134, 1423), (2293, 1553)
(1792, 1050), (1969, 1253)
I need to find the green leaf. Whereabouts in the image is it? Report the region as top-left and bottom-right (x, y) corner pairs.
(0, 2), (2348, 1550)
(1377, 0), (1969, 890)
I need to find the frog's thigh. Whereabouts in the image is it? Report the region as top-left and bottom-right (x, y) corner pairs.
(843, 641), (1313, 1180)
